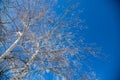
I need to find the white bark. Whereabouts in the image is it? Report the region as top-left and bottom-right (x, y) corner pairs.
(0, 35), (22, 61)
(0, 27), (29, 62)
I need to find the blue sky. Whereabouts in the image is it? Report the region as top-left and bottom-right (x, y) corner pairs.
(0, 0), (119, 80)
(78, 0), (120, 80)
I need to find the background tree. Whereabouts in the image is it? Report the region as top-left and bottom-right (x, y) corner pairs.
(0, 0), (99, 80)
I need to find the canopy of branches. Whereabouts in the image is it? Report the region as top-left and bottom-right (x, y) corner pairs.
(0, 0), (98, 80)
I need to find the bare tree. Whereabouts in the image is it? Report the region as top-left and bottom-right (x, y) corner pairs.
(0, 0), (99, 80)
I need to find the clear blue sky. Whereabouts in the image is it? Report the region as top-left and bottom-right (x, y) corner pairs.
(78, 0), (120, 80)
(0, 0), (119, 80)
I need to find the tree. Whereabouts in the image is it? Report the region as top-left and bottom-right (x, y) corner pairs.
(0, 0), (98, 80)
